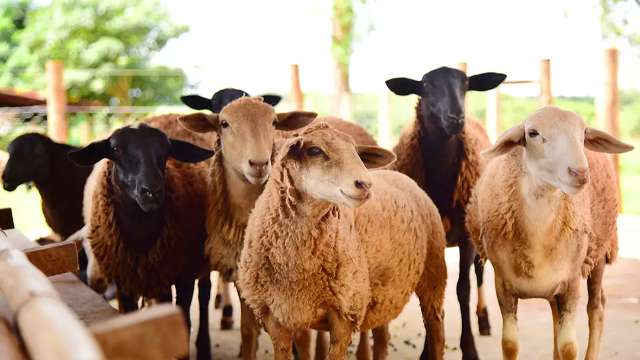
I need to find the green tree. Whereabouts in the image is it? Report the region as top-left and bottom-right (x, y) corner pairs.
(0, 0), (187, 105)
(0, 0), (31, 66)
(600, 0), (640, 48)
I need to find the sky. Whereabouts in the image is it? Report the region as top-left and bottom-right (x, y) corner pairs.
(154, 0), (640, 97)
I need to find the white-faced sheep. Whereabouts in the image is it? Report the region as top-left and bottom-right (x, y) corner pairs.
(465, 106), (634, 360)
(68, 123), (215, 360)
(386, 66), (505, 359)
(237, 122), (448, 360)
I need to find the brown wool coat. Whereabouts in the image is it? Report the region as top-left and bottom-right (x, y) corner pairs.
(466, 148), (619, 280)
(391, 109), (490, 235)
(238, 159), (446, 331)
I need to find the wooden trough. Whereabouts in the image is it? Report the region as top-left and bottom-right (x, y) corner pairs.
(0, 208), (189, 360)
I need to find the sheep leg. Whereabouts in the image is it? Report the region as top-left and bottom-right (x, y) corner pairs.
(175, 280), (195, 360)
(196, 275), (212, 360)
(457, 238), (479, 360)
(239, 295), (260, 360)
(585, 261), (605, 360)
(371, 326), (389, 360)
(550, 299), (560, 360)
(327, 309), (354, 360)
(293, 329), (312, 360)
(214, 277), (223, 309)
(315, 331), (329, 360)
(355, 331), (371, 360)
(264, 313), (294, 360)
(495, 276), (519, 360)
(221, 280), (234, 330)
(474, 255), (491, 336)
(553, 281), (579, 360)
(416, 238), (446, 360)
(115, 281), (138, 313)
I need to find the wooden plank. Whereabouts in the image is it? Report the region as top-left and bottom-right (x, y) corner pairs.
(290, 64), (304, 111)
(50, 273), (117, 326)
(46, 60), (68, 143)
(24, 241), (79, 276)
(539, 59), (553, 105)
(0, 245), (104, 359)
(0, 318), (28, 360)
(90, 304), (188, 360)
(603, 48), (622, 211)
(0, 208), (14, 229)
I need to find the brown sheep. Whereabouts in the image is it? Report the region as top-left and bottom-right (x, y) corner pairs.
(465, 106), (633, 360)
(69, 122), (215, 360)
(238, 122), (448, 360)
(386, 66), (505, 359)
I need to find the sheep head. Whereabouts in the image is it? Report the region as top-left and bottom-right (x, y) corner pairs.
(483, 106), (634, 195)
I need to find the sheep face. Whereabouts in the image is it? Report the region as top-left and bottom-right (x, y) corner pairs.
(386, 67), (506, 136)
(179, 97), (316, 185)
(483, 106), (633, 195)
(2, 133), (52, 191)
(68, 124), (214, 212)
(281, 124), (396, 208)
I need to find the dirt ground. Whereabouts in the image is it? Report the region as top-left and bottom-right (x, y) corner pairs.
(188, 217), (640, 359)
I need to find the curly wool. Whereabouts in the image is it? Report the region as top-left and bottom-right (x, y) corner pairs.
(466, 148), (618, 279)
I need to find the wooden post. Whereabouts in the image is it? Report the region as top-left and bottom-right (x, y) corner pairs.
(486, 87), (501, 142)
(377, 86), (392, 148)
(539, 59), (553, 106)
(290, 64), (304, 111)
(457, 62), (470, 117)
(603, 48), (622, 210)
(46, 60), (67, 143)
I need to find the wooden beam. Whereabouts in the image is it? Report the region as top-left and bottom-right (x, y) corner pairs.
(0, 245), (104, 359)
(50, 273), (118, 326)
(24, 241), (79, 276)
(603, 48), (622, 211)
(290, 64), (304, 111)
(46, 60), (67, 143)
(539, 59), (553, 106)
(90, 304), (189, 360)
(377, 86), (391, 148)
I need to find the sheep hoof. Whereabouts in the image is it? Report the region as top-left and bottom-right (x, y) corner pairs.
(477, 307), (491, 336)
(220, 305), (234, 330)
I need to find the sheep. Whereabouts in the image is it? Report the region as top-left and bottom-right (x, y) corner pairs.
(385, 66), (505, 360)
(237, 122), (448, 360)
(68, 122), (215, 360)
(465, 106), (634, 360)
(2, 133), (93, 274)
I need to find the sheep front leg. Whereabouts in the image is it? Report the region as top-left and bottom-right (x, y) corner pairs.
(474, 255), (491, 336)
(585, 261), (605, 360)
(495, 276), (519, 360)
(196, 275), (212, 360)
(176, 280), (195, 360)
(239, 295), (259, 360)
(263, 313), (294, 360)
(327, 309), (354, 360)
(356, 331), (371, 360)
(293, 329), (312, 360)
(115, 281), (138, 313)
(371, 326), (390, 360)
(553, 280), (580, 360)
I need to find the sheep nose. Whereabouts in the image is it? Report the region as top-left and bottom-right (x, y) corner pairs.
(354, 179), (372, 191)
(568, 167), (589, 185)
(248, 159), (269, 170)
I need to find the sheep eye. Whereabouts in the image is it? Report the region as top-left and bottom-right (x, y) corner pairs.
(272, 119), (277, 126)
(306, 146), (324, 157)
(527, 129), (539, 138)
(111, 145), (120, 152)
(220, 120), (229, 129)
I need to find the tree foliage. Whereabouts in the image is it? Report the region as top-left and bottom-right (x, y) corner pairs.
(600, 0), (640, 48)
(0, 0), (188, 105)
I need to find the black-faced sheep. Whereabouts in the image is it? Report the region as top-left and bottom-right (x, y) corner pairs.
(237, 122), (447, 360)
(465, 106), (633, 360)
(2, 133), (92, 273)
(386, 66), (505, 360)
(68, 123), (215, 360)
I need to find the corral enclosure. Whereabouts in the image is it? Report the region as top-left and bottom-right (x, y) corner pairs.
(0, 0), (639, 359)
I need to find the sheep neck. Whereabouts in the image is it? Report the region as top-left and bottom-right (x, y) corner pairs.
(221, 156), (264, 222)
(415, 99), (463, 214)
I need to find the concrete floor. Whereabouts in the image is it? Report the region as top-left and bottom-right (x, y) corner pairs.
(189, 217), (640, 359)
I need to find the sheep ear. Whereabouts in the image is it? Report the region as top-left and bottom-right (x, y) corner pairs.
(584, 127), (634, 154)
(482, 124), (525, 159)
(275, 111), (317, 131)
(468, 72), (506, 91)
(356, 145), (396, 169)
(180, 95), (211, 110)
(169, 139), (215, 163)
(178, 113), (219, 133)
(283, 136), (304, 159)
(261, 94), (282, 107)
(385, 77), (422, 96)
(68, 139), (111, 166)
